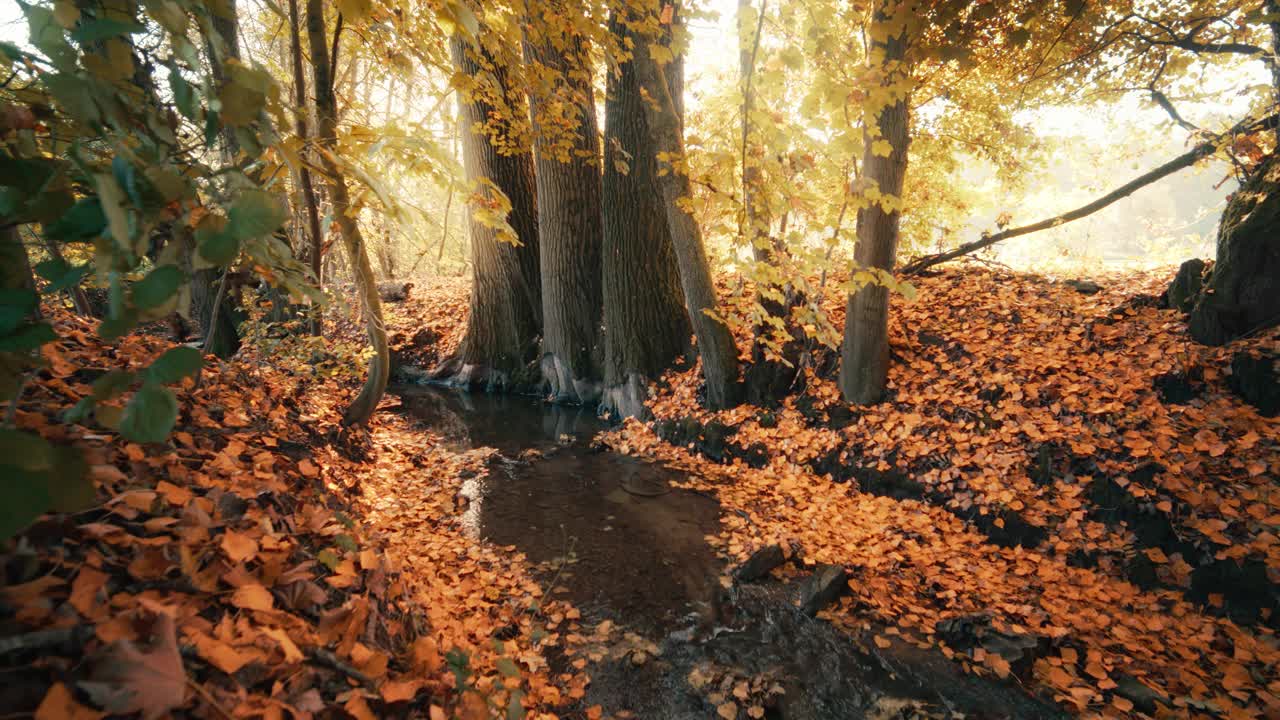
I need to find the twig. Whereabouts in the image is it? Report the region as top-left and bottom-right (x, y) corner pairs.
(306, 647), (373, 689)
(0, 626), (93, 656)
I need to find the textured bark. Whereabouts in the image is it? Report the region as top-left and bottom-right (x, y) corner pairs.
(1189, 153), (1280, 345)
(288, 0), (324, 324)
(196, 0), (243, 358)
(443, 35), (542, 391)
(840, 19), (910, 405)
(633, 45), (741, 410)
(525, 26), (604, 404)
(307, 0), (388, 426)
(600, 15), (692, 418)
(1269, 1), (1280, 147)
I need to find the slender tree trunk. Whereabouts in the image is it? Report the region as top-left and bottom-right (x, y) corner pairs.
(839, 16), (910, 405)
(442, 34), (541, 391)
(1268, 0), (1280, 147)
(197, 0), (244, 358)
(633, 44), (741, 410)
(524, 17), (604, 404)
(600, 13), (692, 418)
(306, 0), (388, 426)
(288, 0), (324, 332)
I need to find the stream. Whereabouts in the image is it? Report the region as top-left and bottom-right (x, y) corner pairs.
(394, 385), (1066, 719)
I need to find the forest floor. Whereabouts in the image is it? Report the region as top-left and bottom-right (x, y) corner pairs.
(3, 264), (1278, 719)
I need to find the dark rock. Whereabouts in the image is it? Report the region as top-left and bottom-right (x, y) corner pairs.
(698, 421), (736, 463)
(967, 507), (1047, 549)
(978, 385), (1006, 405)
(824, 404), (855, 430)
(1125, 553), (1160, 590)
(377, 280), (414, 302)
(810, 447), (856, 484)
(1154, 370), (1199, 404)
(729, 441), (770, 469)
(917, 331), (948, 347)
(216, 491), (248, 521)
(1229, 351), (1279, 417)
(1190, 558), (1280, 627)
(858, 467), (926, 501)
(734, 545), (787, 582)
(800, 564), (849, 616)
(1065, 279), (1102, 294)
(1189, 154), (1280, 344)
(1066, 549), (1099, 570)
(1164, 258), (1207, 312)
(936, 613), (1046, 678)
(794, 394), (823, 424)
(757, 411), (778, 429)
(1114, 674), (1170, 716)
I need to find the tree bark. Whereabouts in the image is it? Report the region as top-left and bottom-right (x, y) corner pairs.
(633, 43), (741, 410)
(196, 0), (244, 358)
(1189, 152), (1280, 344)
(600, 14), (692, 418)
(288, 0), (324, 332)
(839, 17), (910, 405)
(306, 0), (388, 426)
(442, 34), (542, 391)
(525, 19), (604, 404)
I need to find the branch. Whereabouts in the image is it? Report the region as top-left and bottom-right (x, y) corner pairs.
(1149, 88), (1198, 132)
(901, 113), (1277, 276)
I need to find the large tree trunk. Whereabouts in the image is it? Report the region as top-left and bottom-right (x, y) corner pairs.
(633, 43), (741, 410)
(442, 35), (542, 391)
(1189, 153), (1280, 344)
(839, 16), (910, 405)
(524, 24), (604, 404)
(307, 0), (388, 426)
(600, 14), (692, 419)
(288, 0), (324, 332)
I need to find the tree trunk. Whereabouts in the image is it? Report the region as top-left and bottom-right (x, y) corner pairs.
(442, 34), (542, 391)
(1189, 152), (1280, 344)
(306, 0), (388, 426)
(1268, 0), (1280, 147)
(600, 14), (692, 418)
(525, 22), (604, 404)
(288, 0), (324, 333)
(196, 0), (244, 358)
(839, 16), (910, 405)
(633, 44), (741, 410)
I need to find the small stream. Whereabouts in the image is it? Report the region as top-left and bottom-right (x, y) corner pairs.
(395, 385), (1066, 719)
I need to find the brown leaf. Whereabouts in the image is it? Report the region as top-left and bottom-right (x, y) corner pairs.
(36, 683), (103, 720)
(231, 584), (275, 611)
(81, 613), (186, 720)
(221, 530), (259, 564)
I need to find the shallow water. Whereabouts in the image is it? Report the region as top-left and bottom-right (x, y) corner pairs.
(394, 385), (1066, 719)
(395, 386), (722, 636)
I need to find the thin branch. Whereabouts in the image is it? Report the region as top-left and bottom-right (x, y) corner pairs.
(901, 113), (1277, 276)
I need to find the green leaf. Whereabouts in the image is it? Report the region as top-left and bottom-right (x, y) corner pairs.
(495, 657), (520, 678)
(334, 533), (358, 552)
(131, 265), (183, 309)
(145, 346), (202, 385)
(218, 64), (271, 126)
(45, 197), (106, 242)
(228, 190), (287, 241)
(0, 428), (54, 472)
(97, 309), (138, 340)
(46, 445), (93, 512)
(24, 5), (74, 67)
(0, 467), (53, 540)
(317, 548), (340, 570)
(91, 369), (135, 401)
(71, 19), (145, 45)
(35, 258), (91, 293)
(0, 288), (40, 336)
(0, 322), (56, 352)
(119, 384), (178, 444)
(169, 66), (198, 121)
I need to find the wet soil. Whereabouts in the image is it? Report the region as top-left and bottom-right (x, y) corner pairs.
(394, 385), (1066, 719)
